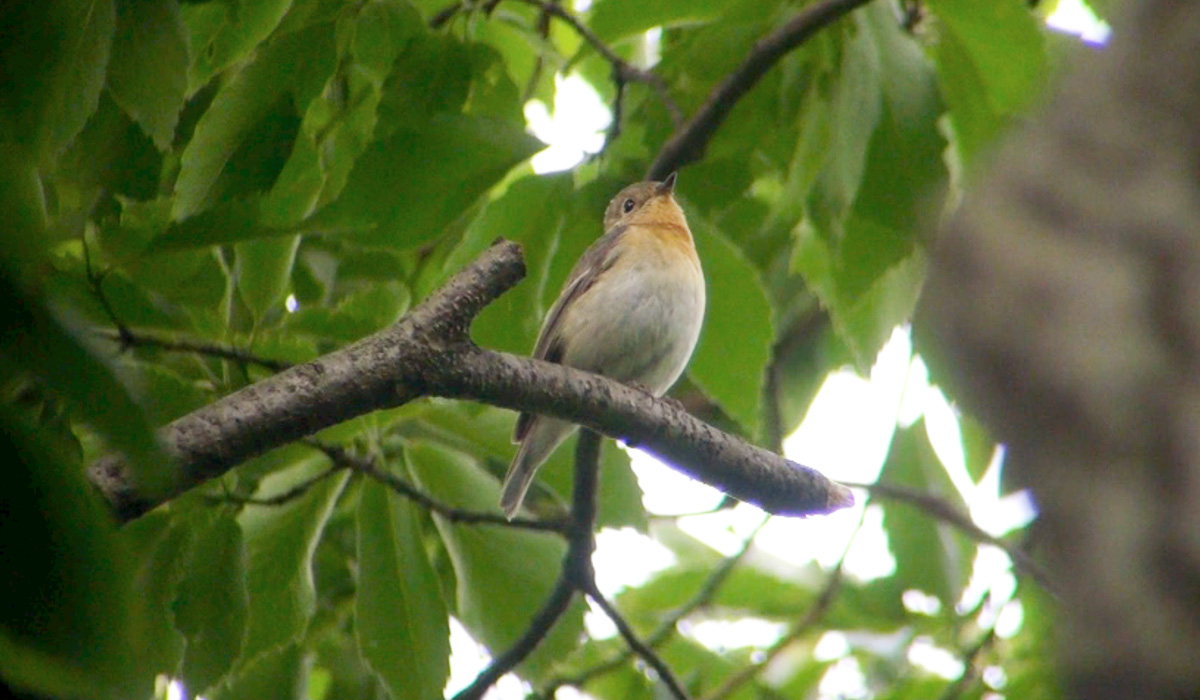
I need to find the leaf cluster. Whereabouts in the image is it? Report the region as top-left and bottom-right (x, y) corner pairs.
(0, 0), (1085, 698)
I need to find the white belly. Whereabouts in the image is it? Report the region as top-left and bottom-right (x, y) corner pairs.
(559, 241), (705, 395)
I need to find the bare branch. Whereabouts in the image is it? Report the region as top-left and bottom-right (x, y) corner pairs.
(431, 344), (853, 517)
(455, 430), (606, 700)
(87, 241), (850, 523)
(648, 0), (875, 179)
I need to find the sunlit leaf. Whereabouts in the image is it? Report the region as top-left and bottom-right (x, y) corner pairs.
(688, 217), (773, 438)
(878, 420), (975, 607)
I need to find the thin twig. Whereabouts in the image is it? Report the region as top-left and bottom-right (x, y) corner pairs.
(507, 0), (682, 124)
(648, 0), (876, 178)
(701, 503), (873, 700)
(936, 627), (998, 700)
(91, 328), (293, 373)
(601, 73), (627, 155)
(547, 517), (769, 695)
(429, 0), (680, 122)
(204, 466), (346, 507)
(844, 480), (1053, 592)
(81, 237), (133, 348)
(520, 0), (558, 104)
(429, 0), (463, 28)
(310, 441), (568, 533)
(702, 562), (844, 700)
(585, 584), (693, 700)
(452, 570), (578, 700)
(455, 431), (607, 700)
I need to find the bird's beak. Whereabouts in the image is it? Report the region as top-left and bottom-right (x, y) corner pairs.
(658, 172), (677, 196)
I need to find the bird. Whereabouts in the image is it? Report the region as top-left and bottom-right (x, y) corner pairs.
(500, 172), (706, 518)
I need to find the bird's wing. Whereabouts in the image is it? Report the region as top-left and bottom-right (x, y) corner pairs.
(514, 225), (627, 442)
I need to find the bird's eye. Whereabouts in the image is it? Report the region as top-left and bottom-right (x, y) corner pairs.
(622, 198), (636, 213)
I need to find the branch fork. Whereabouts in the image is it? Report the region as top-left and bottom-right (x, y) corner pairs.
(88, 239), (851, 522)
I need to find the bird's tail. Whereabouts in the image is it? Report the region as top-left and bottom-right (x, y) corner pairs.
(500, 417), (576, 519)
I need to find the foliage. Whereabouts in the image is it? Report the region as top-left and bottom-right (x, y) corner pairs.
(0, 0), (1086, 698)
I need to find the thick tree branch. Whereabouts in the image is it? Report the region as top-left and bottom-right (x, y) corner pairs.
(88, 240), (851, 522)
(428, 345), (852, 517)
(647, 0), (875, 179)
(87, 241), (525, 519)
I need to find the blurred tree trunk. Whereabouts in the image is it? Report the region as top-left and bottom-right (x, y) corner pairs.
(920, 2), (1200, 698)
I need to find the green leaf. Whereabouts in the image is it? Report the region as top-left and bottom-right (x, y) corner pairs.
(464, 173), (573, 356)
(790, 7), (944, 368)
(351, 0), (423, 84)
(927, 0), (1047, 169)
(174, 512), (249, 695)
(588, 0), (729, 44)
(0, 406), (141, 700)
(210, 643), (305, 700)
(806, 17), (882, 239)
(260, 0), (423, 227)
(958, 412), (996, 484)
(686, 217), (773, 437)
(0, 268), (171, 496)
(151, 198), (288, 251)
(310, 114), (542, 249)
(0, 0), (115, 165)
(184, 0), (295, 93)
(107, 0), (189, 150)
(879, 420), (975, 607)
(1004, 587), (1065, 700)
(235, 235), (302, 324)
(356, 475), (451, 700)
(173, 22), (336, 220)
(617, 561), (821, 626)
(405, 440), (585, 678)
(282, 281), (411, 344)
(120, 511), (188, 681)
(236, 458), (349, 666)
(115, 360), (212, 425)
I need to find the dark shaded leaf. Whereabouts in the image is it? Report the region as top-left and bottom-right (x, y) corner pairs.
(107, 0), (189, 150)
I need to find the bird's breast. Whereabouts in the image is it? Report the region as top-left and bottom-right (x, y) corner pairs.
(558, 226), (705, 393)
